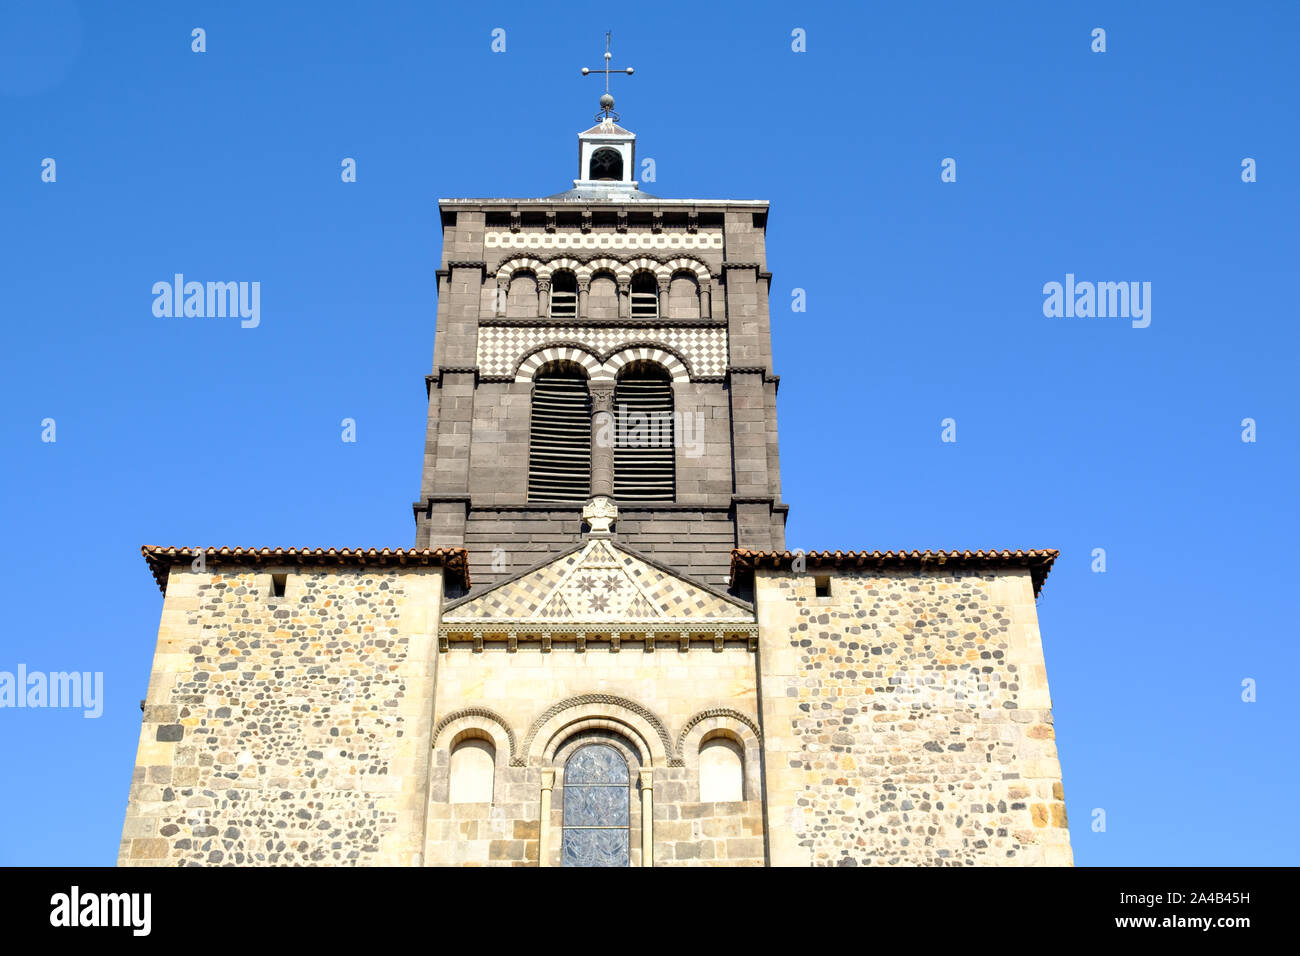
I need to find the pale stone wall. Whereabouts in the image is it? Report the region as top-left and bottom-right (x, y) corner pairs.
(423, 643), (765, 866)
(118, 565), (444, 866)
(755, 567), (1072, 867)
(121, 560), (1070, 867)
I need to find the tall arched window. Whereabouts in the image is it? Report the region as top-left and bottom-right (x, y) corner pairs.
(562, 743), (630, 867)
(449, 738), (495, 804)
(527, 362), (591, 503)
(549, 271), (577, 318)
(629, 273), (659, 318)
(614, 361), (674, 500)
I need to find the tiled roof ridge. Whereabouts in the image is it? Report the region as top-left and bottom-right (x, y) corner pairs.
(140, 545), (471, 593)
(728, 548), (1060, 598)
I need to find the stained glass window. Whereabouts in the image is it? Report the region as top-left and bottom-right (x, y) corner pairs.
(561, 744), (630, 867)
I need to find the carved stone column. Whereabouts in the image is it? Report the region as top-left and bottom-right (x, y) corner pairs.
(617, 277), (631, 319)
(495, 277), (509, 317)
(589, 382), (615, 498)
(538, 768), (556, 867)
(577, 278), (590, 319)
(639, 768), (654, 867)
(699, 280), (712, 320)
(537, 277), (551, 318)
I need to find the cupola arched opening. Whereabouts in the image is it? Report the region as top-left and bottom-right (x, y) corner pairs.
(589, 147), (623, 181)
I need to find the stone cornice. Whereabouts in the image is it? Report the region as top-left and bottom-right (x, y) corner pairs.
(445, 260), (487, 277)
(437, 624), (759, 655)
(726, 366), (780, 390)
(478, 317), (726, 329)
(413, 495), (474, 521)
(431, 367), (479, 388)
(439, 198), (769, 210)
(460, 502), (739, 513)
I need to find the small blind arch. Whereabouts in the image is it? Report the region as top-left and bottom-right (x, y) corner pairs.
(667, 272), (700, 319)
(587, 272), (619, 320)
(698, 734), (744, 803)
(506, 271), (537, 317)
(449, 737), (496, 804)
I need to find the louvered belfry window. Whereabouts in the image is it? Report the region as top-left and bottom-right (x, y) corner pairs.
(527, 365), (592, 503)
(614, 362), (675, 500)
(629, 272), (659, 319)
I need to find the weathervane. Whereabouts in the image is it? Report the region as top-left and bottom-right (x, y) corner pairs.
(581, 31), (634, 123)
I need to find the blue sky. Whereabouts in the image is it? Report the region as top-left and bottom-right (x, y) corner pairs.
(2, 1), (1296, 866)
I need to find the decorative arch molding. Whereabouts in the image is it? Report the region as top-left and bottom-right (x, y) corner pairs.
(583, 257), (628, 282)
(432, 707), (518, 764)
(604, 345), (689, 383)
(494, 254), (713, 286)
(543, 257), (584, 280)
(675, 708), (761, 760)
(494, 257), (547, 283)
(515, 344), (602, 382)
(624, 256), (667, 284)
(663, 257), (711, 284)
(517, 694), (679, 767)
(514, 342), (690, 384)
(547, 718), (651, 767)
(676, 708), (763, 804)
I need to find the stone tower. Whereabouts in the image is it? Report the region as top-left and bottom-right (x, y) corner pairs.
(414, 106), (784, 591)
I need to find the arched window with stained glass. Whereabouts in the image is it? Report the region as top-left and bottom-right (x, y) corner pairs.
(561, 743), (630, 867)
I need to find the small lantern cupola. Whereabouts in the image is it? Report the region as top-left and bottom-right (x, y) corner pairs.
(576, 120), (637, 190)
(574, 34), (640, 193)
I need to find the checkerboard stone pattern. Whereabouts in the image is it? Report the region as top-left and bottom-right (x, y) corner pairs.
(477, 324), (728, 380)
(443, 540), (751, 623)
(485, 231), (724, 252)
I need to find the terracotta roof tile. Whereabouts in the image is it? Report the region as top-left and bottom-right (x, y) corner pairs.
(729, 549), (1059, 598)
(141, 546), (470, 593)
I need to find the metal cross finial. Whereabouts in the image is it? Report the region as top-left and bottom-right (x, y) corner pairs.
(581, 31), (634, 122)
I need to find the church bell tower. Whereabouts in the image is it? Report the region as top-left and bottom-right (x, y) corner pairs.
(122, 38), (1070, 871)
(414, 44), (787, 591)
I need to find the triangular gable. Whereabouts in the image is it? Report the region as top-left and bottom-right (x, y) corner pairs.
(443, 539), (754, 624)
